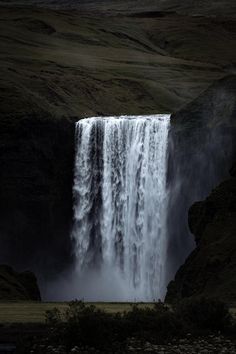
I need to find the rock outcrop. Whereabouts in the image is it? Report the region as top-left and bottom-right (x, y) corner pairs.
(166, 163), (236, 304)
(166, 75), (236, 289)
(0, 264), (41, 300)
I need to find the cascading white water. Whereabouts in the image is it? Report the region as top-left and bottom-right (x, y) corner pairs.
(72, 115), (170, 301)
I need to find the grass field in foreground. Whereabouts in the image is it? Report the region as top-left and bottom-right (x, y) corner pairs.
(0, 302), (235, 324)
(0, 302), (155, 323)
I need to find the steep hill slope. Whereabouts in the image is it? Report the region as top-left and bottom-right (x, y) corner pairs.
(1, 6), (236, 118)
(1, 1), (236, 17)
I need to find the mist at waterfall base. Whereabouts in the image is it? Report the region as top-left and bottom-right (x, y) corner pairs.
(46, 115), (171, 302)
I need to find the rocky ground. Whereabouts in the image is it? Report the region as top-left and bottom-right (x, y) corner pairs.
(29, 336), (236, 354)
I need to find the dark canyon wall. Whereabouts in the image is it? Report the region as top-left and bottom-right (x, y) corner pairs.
(0, 113), (75, 280)
(166, 162), (236, 304)
(166, 75), (236, 296)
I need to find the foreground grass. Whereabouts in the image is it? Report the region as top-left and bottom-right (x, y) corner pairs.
(1, 299), (235, 353)
(0, 302), (155, 323)
(0, 301), (235, 324)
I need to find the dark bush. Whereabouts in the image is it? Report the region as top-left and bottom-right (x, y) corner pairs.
(45, 301), (129, 350)
(125, 303), (183, 342)
(45, 307), (62, 325)
(44, 298), (235, 351)
(175, 297), (232, 333)
(63, 301), (127, 349)
(45, 300), (182, 350)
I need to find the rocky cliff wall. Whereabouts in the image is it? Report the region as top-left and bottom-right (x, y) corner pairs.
(166, 162), (236, 304)
(166, 75), (236, 289)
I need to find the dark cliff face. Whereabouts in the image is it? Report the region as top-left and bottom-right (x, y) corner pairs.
(166, 163), (236, 304)
(0, 113), (75, 280)
(0, 264), (41, 300)
(166, 75), (236, 289)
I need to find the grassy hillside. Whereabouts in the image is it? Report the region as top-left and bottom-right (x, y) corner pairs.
(1, 1), (236, 17)
(1, 6), (236, 118)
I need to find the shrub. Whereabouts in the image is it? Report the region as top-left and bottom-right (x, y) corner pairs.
(63, 301), (127, 349)
(45, 307), (62, 325)
(175, 297), (232, 333)
(44, 300), (182, 350)
(45, 301), (128, 350)
(125, 303), (182, 343)
(43, 298), (235, 351)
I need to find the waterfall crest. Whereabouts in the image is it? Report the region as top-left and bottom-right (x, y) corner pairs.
(72, 115), (170, 301)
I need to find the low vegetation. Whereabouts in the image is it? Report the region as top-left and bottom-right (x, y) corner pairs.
(20, 298), (235, 353)
(0, 302), (156, 323)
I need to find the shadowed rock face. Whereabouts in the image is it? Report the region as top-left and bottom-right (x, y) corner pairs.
(165, 76), (236, 304)
(0, 113), (75, 280)
(0, 264), (41, 300)
(166, 163), (236, 304)
(165, 75), (236, 288)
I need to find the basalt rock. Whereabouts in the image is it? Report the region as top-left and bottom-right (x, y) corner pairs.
(0, 264), (41, 300)
(166, 162), (236, 304)
(166, 75), (236, 294)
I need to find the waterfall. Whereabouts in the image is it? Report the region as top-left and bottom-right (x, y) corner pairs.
(72, 115), (170, 301)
